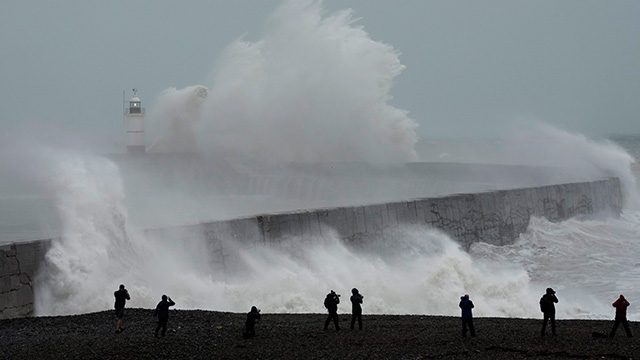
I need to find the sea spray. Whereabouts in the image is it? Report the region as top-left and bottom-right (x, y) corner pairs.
(147, 85), (209, 153)
(148, 0), (418, 164)
(27, 147), (640, 320)
(471, 213), (640, 320)
(33, 150), (138, 314)
(32, 152), (543, 318)
(12, 0), (638, 321)
(500, 122), (639, 209)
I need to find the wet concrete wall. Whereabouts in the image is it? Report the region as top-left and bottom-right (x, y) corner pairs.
(147, 178), (623, 272)
(0, 178), (623, 318)
(0, 240), (50, 318)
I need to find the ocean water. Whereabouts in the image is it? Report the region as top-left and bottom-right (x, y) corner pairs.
(0, 132), (635, 321)
(2, 1), (639, 320)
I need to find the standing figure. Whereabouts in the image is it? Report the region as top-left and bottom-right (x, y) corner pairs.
(459, 294), (475, 337)
(114, 284), (130, 334)
(350, 288), (364, 330)
(540, 287), (558, 336)
(154, 294), (176, 337)
(244, 306), (261, 338)
(610, 294), (632, 338)
(323, 290), (341, 331)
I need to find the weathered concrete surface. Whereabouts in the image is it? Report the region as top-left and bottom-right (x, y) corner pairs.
(0, 178), (623, 318)
(145, 178), (622, 271)
(0, 240), (50, 318)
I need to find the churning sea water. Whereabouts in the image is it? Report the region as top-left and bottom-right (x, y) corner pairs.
(2, 133), (640, 320)
(2, 0), (638, 320)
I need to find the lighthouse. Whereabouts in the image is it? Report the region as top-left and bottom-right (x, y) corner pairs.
(124, 89), (145, 154)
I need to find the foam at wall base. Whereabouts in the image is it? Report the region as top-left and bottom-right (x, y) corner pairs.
(0, 178), (622, 318)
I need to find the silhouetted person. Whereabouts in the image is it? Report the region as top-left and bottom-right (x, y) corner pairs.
(350, 288), (363, 330)
(323, 290), (341, 330)
(114, 284), (130, 333)
(610, 294), (632, 338)
(540, 287), (558, 336)
(459, 294), (475, 337)
(154, 294), (175, 337)
(244, 306), (261, 338)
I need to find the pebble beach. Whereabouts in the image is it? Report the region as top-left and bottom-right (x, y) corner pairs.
(2, 309), (639, 359)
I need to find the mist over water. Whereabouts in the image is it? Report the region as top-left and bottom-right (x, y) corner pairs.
(1, 0), (639, 321)
(33, 152), (542, 317)
(499, 122), (639, 209)
(28, 129), (640, 319)
(147, 85), (208, 153)
(472, 212), (640, 320)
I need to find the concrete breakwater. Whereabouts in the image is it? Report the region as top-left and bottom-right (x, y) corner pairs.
(0, 177), (623, 318)
(0, 240), (50, 318)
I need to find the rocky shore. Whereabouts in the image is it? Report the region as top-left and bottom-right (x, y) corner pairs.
(1, 309), (639, 359)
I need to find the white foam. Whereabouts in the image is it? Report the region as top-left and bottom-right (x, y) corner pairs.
(148, 0), (419, 164)
(472, 213), (640, 320)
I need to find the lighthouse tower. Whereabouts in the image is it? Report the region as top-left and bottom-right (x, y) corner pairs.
(124, 89), (145, 155)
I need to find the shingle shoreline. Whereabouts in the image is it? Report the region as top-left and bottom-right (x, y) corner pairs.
(1, 309), (638, 359)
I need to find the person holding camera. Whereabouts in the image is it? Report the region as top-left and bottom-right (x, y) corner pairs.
(244, 306), (261, 338)
(459, 294), (475, 337)
(323, 290), (341, 331)
(154, 294), (176, 337)
(610, 294), (632, 338)
(114, 284), (130, 334)
(350, 288), (364, 330)
(540, 287), (558, 336)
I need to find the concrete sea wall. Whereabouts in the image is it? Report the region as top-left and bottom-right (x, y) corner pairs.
(0, 178), (623, 318)
(147, 177), (623, 272)
(0, 240), (50, 318)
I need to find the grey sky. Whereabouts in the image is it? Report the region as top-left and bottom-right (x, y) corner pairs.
(1, 0), (639, 153)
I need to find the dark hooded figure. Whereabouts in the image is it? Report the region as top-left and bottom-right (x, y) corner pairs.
(114, 284), (130, 334)
(244, 306), (261, 338)
(323, 290), (341, 331)
(350, 288), (363, 330)
(459, 294), (475, 337)
(540, 287), (558, 336)
(610, 294), (632, 338)
(154, 294), (175, 337)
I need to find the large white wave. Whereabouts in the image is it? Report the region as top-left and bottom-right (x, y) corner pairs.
(29, 132), (640, 319)
(147, 0), (418, 164)
(32, 151), (540, 317)
(33, 149), (640, 320)
(472, 212), (640, 320)
(13, 0), (638, 321)
(499, 122), (639, 209)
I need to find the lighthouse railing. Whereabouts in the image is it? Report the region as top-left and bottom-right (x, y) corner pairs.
(124, 108), (145, 115)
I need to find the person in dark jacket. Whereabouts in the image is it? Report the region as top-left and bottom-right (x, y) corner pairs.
(610, 294), (632, 338)
(350, 288), (363, 330)
(114, 284), (130, 334)
(540, 287), (558, 336)
(154, 294), (176, 337)
(244, 306), (261, 338)
(323, 290), (341, 331)
(459, 294), (475, 337)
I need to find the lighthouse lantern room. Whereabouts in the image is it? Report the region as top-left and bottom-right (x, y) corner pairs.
(124, 88), (145, 154)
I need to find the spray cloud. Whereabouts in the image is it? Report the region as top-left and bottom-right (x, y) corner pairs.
(147, 85), (209, 153)
(500, 122), (639, 209)
(149, 0), (418, 164)
(3, 0), (637, 322)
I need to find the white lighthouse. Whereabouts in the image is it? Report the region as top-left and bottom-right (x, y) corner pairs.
(124, 89), (145, 154)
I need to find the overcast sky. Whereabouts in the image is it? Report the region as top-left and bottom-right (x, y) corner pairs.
(2, 0), (639, 153)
